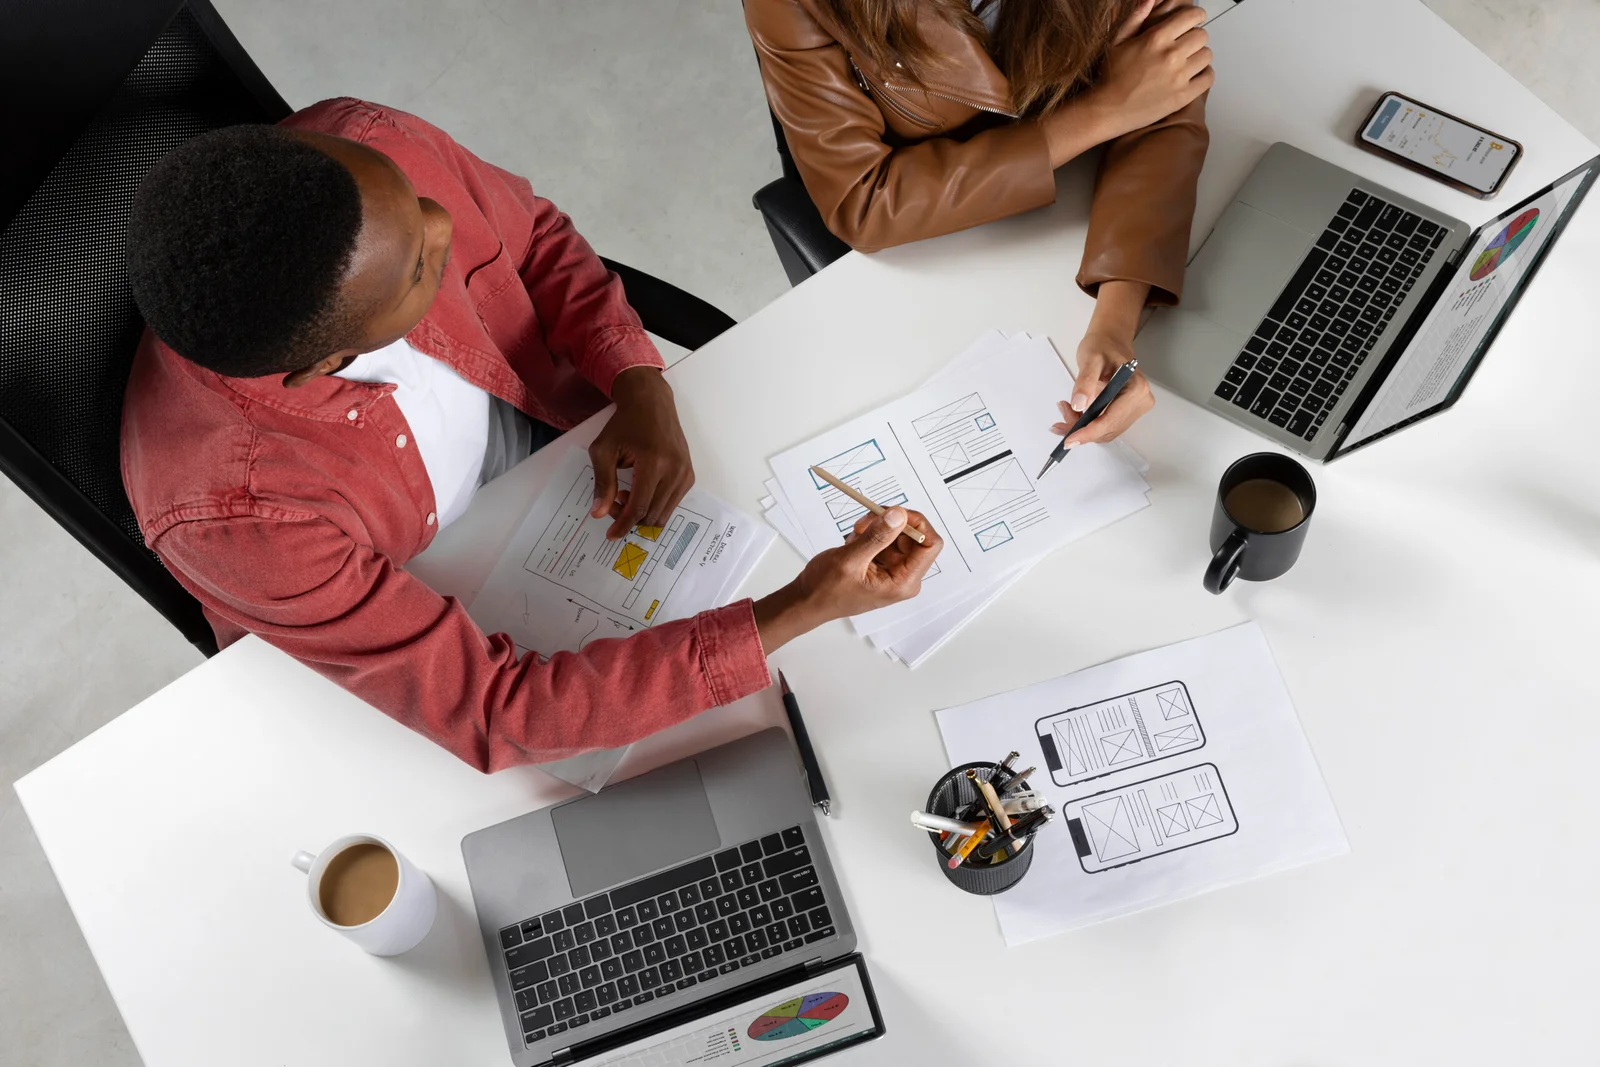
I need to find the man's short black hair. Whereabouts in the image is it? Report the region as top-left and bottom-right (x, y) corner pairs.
(127, 124), (365, 378)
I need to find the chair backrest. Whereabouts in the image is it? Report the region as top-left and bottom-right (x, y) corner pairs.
(0, 1), (290, 656)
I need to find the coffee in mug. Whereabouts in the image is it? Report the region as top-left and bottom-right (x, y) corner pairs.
(292, 834), (437, 955)
(1204, 453), (1317, 594)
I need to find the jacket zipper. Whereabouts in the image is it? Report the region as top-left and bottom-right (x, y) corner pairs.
(850, 58), (939, 129)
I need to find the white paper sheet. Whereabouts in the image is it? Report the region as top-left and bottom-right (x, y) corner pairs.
(770, 336), (1149, 636)
(935, 623), (1348, 945)
(469, 448), (775, 790)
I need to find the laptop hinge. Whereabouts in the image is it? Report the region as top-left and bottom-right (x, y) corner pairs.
(549, 1049), (574, 1066)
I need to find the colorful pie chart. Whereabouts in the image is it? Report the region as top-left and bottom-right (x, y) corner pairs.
(747, 991), (849, 1041)
(1470, 207), (1539, 281)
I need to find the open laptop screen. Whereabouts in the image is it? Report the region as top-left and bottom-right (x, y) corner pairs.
(1340, 158), (1598, 450)
(583, 956), (883, 1067)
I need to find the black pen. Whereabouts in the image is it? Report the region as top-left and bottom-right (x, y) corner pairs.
(779, 671), (831, 816)
(1037, 359), (1139, 479)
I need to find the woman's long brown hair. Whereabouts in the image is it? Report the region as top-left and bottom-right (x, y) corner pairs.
(822, 0), (1144, 114)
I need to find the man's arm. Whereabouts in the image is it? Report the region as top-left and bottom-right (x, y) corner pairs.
(159, 516), (769, 773)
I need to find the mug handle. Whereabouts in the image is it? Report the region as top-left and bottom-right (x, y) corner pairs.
(291, 851), (316, 873)
(1203, 531), (1248, 594)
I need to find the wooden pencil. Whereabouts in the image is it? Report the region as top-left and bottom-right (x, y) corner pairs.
(807, 465), (928, 545)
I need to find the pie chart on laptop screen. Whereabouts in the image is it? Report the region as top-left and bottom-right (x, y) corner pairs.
(747, 991), (849, 1041)
(1470, 207), (1539, 281)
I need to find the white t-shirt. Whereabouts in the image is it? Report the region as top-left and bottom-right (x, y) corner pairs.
(335, 337), (490, 530)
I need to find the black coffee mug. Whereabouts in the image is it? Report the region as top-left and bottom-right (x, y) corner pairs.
(1204, 453), (1316, 594)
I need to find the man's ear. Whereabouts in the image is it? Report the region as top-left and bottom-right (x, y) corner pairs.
(282, 351), (356, 389)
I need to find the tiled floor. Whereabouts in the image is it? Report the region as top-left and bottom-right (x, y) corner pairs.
(3, 0), (1596, 1062)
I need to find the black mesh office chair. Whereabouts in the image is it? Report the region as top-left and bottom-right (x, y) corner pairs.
(1, 0), (738, 659)
(752, 111), (852, 287)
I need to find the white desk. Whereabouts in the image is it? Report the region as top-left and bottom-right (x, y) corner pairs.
(18, 1), (1600, 1063)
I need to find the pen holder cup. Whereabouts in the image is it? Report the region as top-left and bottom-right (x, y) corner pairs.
(926, 762), (1035, 896)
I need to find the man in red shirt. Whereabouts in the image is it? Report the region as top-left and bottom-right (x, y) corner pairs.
(121, 98), (940, 772)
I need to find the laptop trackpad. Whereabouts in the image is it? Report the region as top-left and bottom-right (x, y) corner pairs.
(1186, 201), (1316, 336)
(553, 760), (721, 898)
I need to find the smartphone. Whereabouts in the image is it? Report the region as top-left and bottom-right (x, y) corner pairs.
(1357, 92), (1522, 199)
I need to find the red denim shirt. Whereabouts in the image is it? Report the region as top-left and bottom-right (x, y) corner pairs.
(121, 99), (770, 772)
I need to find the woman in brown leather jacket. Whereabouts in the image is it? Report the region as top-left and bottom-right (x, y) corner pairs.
(746, 0), (1213, 443)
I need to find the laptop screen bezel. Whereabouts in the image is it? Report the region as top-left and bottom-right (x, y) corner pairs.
(555, 953), (885, 1066)
(1327, 154), (1600, 459)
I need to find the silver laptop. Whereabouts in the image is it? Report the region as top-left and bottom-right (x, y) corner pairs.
(1139, 142), (1598, 460)
(463, 728), (884, 1066)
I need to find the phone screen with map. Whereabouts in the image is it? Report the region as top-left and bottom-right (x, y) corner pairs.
(1359, 92), (1521, 197)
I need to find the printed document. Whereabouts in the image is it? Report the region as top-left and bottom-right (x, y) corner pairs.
(936, 623), (1347, 945)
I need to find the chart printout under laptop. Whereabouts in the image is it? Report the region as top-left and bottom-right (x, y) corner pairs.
(470, 449), (774, 788)
(1346, 164), (1592, 445)
(588, 958), (880, 1067)
(767, 335), (1150, 637)
(936, 623), (1347, 945)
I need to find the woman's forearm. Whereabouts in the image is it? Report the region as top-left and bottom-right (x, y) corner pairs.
(1087, 279), (1152, 341)
(1040, 95), (1124, 169)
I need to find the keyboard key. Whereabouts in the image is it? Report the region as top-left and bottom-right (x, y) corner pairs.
(666, 934), (687, 957)
(740, 863), (764, 887)
(1333, 240), (1356, 259)
(1235, 372), (1268, 408)
(636, 899), (659, 922)
(1268, 372), (1291, 391)
(674, 910), (695, 933)
(772, 897), (794, 920)
(571, 1012), (590, 1027)
(687, 928), (710, 953)
(540, 910), (566, 934)
(639, 967), (661, 990)
(737, 886), (760, 910)
(517, 989), (539, 1013)
(719, 961), (741, 976)
(616, 906), (637, 929)
(703, 943), (726, 966)
(575, 989), (597, 1013)
(779, 868), (819, 894)
(720, 871), (741, 894)
(760, 833), (786, 857)
(1311, 379), (1334, 398)
(1244, 336), (1267, 356)
(679, 883), (701, 907)
(1315, 229), (1338, 251)
(622, 948), (644, 972)
(552, 997), (577, 1021)
(536, 979), (560, 1004)
(738, 841), (763, 864)
(1314, 268), (1337, 287)
(632, 925), (655, 947)
(548, 954), (571, 978)
(782, 826), (806, 849)
(1376, 204), (1402, 231)
(714, 849), (741, 872)
(708, 918), (730, 942)
(601, 957), (622, 981)
(1287, 376), (1311, 398)
(521, 1003), (554, 1032)
(636, 990), (655, 1005)
(558, 972), (580, 997)
(1353, 198), (1382, 230)
(661, 958), (684, 982)
(693, 901), (717, 925)
(644, 942), (666, 966)
(1289, 410), (1315, 437)
(591, 939), (612, 962)
(747, 928), (769, 951)
(1268, 408), (1290, 427)
(749, 904), (773, 927)
(657, 891), (680, 914)
(805, 927), (837, 944)
(725, 935), (747, 958)
(729, 913), (751, 935)
(579, 964), (601, 988)
(568, 945), (591, 968)
(510, 962), (548, 991)
(1250, 389), (1281, 418)
(610, 932), (631, 955)
(553, 930), (575, 953)
(594, 914), (617, 938)
(788, 913), (811, 938)
(617, 974), (639, 998)
(716, 895), (738, 918)
(653, 916), (674, 939)
(741, 953), (762, 967)
(506, 938), (554, 971)
(684, 950), (704, 973)
(1266, 341), (1288, 359)
(501, 926), (524, 951)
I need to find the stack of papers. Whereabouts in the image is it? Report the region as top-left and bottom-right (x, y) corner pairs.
(470, 447), (775, 789)
(761, 331), (1152, 666)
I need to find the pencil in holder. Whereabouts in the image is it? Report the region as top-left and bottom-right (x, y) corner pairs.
(925, 761), (1035, 896)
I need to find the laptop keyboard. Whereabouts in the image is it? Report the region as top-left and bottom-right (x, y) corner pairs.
(1213, 189), (1448, 441)
(498, 825), (836, 1047)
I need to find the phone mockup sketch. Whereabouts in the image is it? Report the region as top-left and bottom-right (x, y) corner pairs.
(1035, 681), (1205, 788)
(1063, 763), (1239, 874)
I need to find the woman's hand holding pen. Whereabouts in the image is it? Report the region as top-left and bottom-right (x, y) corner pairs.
(752, 508), (943, 653)
(1058, 280), (1156, 447)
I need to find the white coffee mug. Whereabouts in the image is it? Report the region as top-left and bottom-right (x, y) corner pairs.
(291, 834), (437, 956)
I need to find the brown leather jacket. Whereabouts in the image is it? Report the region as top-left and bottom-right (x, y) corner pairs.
(746, 0), (1209, 304)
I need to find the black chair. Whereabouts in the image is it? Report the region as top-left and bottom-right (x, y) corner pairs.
(752, 111), (852, 286)
(0, 0), (738, 659)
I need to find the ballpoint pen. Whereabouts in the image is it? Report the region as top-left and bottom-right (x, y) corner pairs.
(779, 671), (832, 816)
(1037, 359), (1140, 479)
